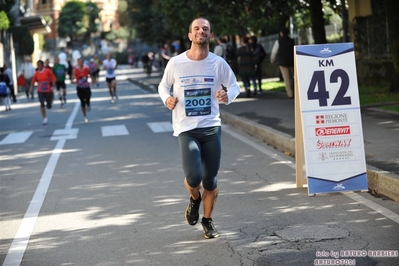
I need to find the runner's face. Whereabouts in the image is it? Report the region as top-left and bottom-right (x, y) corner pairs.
(189, 19), (212, 46)
(37, 62), (43, 70)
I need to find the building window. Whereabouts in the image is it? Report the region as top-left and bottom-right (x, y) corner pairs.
(42, 0), (47, 4)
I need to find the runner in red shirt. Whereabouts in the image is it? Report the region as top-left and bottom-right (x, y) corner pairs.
(29, 60), (56, 125)
(71, 57), (91, 122)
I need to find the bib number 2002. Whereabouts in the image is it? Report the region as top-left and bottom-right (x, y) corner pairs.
(307, 69), (351, 107)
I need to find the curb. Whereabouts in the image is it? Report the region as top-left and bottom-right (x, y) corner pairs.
(220, 112), (296, 155)
(130, 78), (399, 202)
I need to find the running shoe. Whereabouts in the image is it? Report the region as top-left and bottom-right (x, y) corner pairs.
(43, 117), (48, 125)
(84, 117), (88, 123)
(185, 192), (201, 226)
(201, 218), (219, 239)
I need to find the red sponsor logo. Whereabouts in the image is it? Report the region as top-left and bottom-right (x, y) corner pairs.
(317, 139), (352, 149)
(315, 126), (351, 136)
(315, 113), (348, 124)
(315, 115), (325, 124)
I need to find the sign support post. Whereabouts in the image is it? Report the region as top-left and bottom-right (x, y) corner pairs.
(294, 62), (307, 189)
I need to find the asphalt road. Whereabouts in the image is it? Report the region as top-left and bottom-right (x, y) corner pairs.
(1, 67), (399, 266)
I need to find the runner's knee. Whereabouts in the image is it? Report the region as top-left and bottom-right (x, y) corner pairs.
(185, 171), (202, 189)
(202, 177), (217, 191)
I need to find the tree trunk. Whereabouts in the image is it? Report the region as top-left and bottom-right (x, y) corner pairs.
(341, 0), (350, 42)
(309, 0), (327, 44)
(384, 0), (399, 92)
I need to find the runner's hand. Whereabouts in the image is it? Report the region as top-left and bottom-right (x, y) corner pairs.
(166, 96), (179, 110)
(217, 89), (228, 103)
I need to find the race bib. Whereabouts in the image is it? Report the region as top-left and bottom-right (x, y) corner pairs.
(40, 81), (50, 92)
(106, 68), (114, 75)
(185, 88), (212, 116)
(78, 77), (90, 88)
(56, 68), (65, 76)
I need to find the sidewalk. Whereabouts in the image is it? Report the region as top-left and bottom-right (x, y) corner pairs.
(129, 69), (399, 202)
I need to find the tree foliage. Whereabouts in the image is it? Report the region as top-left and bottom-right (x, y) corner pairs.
(383, 0), (399, 92)
(58, 0), (101, 45)
(58, 1), (86, 43)
(85, 2), (101, 39)
(124, 0), (336, 47)
(123, 0), (353, 49)
(0, 11), (10, 30)
(0, 0), (14, 27)
(0, 0), (15, 14)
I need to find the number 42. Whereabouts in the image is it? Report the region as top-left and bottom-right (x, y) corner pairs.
(307, 69), (352, 107)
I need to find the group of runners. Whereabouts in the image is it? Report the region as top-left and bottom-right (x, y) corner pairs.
(27, 52), (118, 125)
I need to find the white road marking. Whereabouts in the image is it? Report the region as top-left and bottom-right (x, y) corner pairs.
(147, 122), (173, 133)
(3, 102), (80, 266)
(222, 125), (399, 226)
(0, 132), (33, 145)
(101, 125), (129, 137)
(50, 128), (79, 141)
(344, 191), (399, 225)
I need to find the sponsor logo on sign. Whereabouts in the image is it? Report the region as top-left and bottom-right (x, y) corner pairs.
(204, 78), (214, 82)
(317, 150), (354, 161)
(315, 115), (325, 124)
(320, 48), (332, 54)
(318, 152), (328, 161)
(333, 183), (346, 190)
(329, 151), (353, 160)
(316, 139), (352, 149)
(315, 126), (351, 136)
(315, 113), (348, 124)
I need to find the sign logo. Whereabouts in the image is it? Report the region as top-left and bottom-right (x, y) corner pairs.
(320, 48), (332, 54)
(317, 150), (354, 161)
(315, 126), (350, 136)
(318, 152), (328, 161)
(315, 113), (348, 124)
(316, 115), (325, 124)
(333, 183), (346, 190)
(316, 139), (352, 149)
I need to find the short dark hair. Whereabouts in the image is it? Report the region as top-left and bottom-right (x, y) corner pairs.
(189, 17), (212, 33)
(280, 28), (290, 36)
(217, 36), (226, 43)
(250, 35), (258, 44)
(37, 60), (44, 65)
(242, 35), (250, 44)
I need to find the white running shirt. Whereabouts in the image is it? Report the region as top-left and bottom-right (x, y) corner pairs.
(102, 58), (117, 78)
(158, 51), (240, 137)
